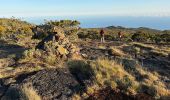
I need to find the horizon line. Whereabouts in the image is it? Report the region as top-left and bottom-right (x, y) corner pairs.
(1, 15), (170, 18)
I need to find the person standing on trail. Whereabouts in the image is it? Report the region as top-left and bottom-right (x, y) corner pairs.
(118, 31), (123, 41)
(100, 29), (105, 43)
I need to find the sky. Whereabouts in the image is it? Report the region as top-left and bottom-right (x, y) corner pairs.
(0, 0), (170, 17)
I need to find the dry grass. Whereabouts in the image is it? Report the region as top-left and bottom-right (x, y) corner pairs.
(1, 47), (63, 79)
(68, 58), (170, 98)
(150, 50), (169, 57)
(98, 45), (106, 49)
(0, 48), (44, 78)
(19, 47), (67, 67)
(67, 58), (139, 97)
(0, 58), (14, 68)
(136, 67), (159, 81)
(132, 42), (156, 50)
(0, 73), (3, 78)
(72, 94), (81, 100)
(44, 52), (58, 66)
(1, 65), (42, 78)
(136, 66), (170, 98)
(109, 47), (126, 57)
(132, 42), (169, 57)
(21, 83), (41, 100)
(19, 48), (42, 63)
(86, 86), (95, 95)
(90, 58), (139, 94)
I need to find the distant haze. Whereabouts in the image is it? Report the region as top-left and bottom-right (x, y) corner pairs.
(0, 0), (170, 17)
(1, 0), (170, 30)
(22, 16), (170, 30)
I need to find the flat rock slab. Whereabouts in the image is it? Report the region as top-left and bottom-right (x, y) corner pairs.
(22, 68), (80, 100)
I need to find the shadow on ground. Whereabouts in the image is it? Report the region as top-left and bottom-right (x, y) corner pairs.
(0, 40), (27, 59)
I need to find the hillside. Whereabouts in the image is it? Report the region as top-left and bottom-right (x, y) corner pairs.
(78, 26), (170, 43)
(0, 18), (170, 100)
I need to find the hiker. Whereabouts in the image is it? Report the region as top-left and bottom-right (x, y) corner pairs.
(100, 29), (105, 43)
(118, 31), (123, 41)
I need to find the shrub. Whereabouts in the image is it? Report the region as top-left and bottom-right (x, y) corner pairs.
(46, 20), (80, 28)
(19, 48), (42, 63)
(67, 60), (94, 80)
(91, 58), (139, 93)
(44, 52), (58, 66)
(78, 30), (100, 40)
(33, 20), (80, 41)
(131, 33), (148, 42)
(67, 58), (139, 94)
(0, 18), (34, 41)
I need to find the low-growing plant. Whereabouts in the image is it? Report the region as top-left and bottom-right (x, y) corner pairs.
(91, 58), (139, 94)
(67, 58), (140, 95)
(67, 60), (94, 80)
(20, 48), (41, 63)
(0, 18), (34, 42)
(44, 52), (58, 66)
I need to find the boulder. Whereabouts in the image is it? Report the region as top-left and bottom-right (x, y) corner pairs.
(21, 68), (80, 100)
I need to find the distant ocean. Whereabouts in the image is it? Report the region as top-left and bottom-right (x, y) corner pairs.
(22, 16), (170, 30)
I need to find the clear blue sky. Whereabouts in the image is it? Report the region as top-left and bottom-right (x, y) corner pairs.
(0, 0), (170, 17)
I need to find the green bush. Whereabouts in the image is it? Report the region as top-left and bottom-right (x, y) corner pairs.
(131, 33), (148, 42)
(46, 20), (80, 28)
(33, 20), (80, 41)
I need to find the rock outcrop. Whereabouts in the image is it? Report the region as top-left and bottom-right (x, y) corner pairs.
(22, 68), (80, 100)
(36, 26), (80, 60)
(1, 69), (80, 100)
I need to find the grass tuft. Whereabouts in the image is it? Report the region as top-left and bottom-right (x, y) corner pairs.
(21, 83), (41, 100)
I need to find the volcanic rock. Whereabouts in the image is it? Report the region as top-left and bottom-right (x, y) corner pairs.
(21, 68), (80, 100)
